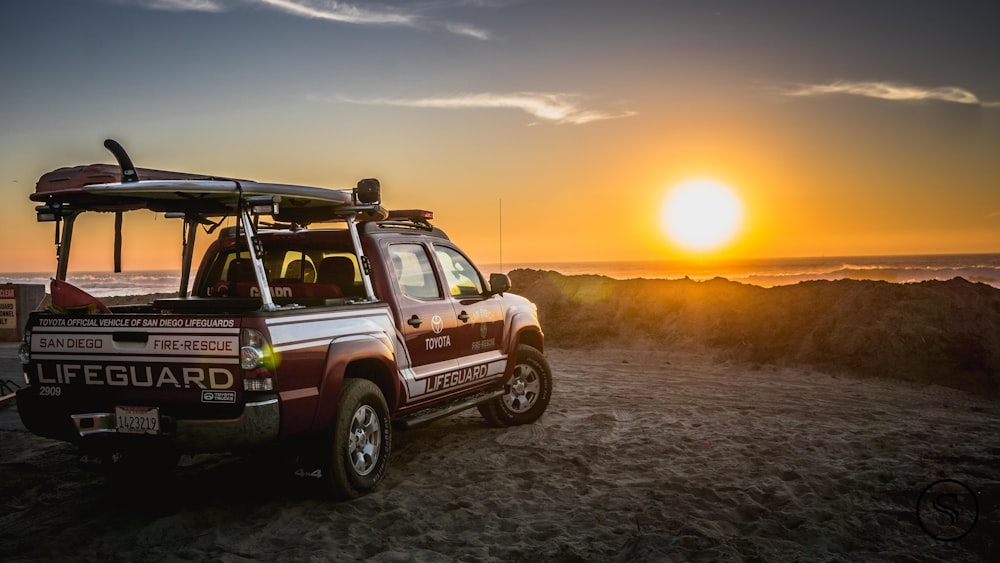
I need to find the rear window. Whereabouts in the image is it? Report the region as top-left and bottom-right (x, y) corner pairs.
(198, 234), (363, 299)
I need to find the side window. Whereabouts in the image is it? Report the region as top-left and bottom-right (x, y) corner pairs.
(389, 244), (442, 300)
(434, 246), (485, 297)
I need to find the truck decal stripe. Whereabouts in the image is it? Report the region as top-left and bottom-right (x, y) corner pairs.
(33, 361), (238, 390)
(31, 333), (239, 356)
(264, 309), (390, 326)
(271, 341), (329, 354)
(401, 357), (507, 401)
(266, 310), (396, 352)
(33, 318), (239, 330)
(420, 359), (507, 399)
(32, 326), (239, 335)
(31, 353), (239, 364)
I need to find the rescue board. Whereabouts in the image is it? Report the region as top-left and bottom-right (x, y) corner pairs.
(35, 163), (226, 194)
(31, 138), (386, 224)
(32, 169), (382, 224)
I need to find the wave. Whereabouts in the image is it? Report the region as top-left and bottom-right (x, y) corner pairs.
(738, 266), (1000, 288)
(490, 254), (1000, 289)
(0, 270), (183, 297)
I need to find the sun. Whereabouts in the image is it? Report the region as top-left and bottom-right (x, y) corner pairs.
(660, 179), (744, 252)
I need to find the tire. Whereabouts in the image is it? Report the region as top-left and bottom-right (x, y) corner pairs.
(478, 345), (552, 427)
(322, 378), (391, 500)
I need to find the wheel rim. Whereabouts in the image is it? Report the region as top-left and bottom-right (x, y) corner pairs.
(348, 404), (382, 476)
(502, 363), (540, 414)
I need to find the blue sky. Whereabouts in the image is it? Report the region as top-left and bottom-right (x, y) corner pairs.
(1, 0), (998, 271)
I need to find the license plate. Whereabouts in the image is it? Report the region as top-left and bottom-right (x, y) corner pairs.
(115, 406), (160, 435)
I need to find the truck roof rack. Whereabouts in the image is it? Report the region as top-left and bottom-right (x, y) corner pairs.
(378, 209), (434, 228)
(358, 209), (449, 239)
(387, 209), (433, 222)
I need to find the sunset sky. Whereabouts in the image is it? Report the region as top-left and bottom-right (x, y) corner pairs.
(1, 0), (998, 273)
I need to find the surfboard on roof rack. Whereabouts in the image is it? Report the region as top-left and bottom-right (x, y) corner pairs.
(31, 140), (384, 225)
(31, 139), (387, 284)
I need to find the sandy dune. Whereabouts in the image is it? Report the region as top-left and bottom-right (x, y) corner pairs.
(510, 270), (1000, 397)
(2, 345), (997, 561)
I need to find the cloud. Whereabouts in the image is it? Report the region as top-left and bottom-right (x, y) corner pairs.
(327, 92), (637, 125)
(114, 0), (225, 11)
(110, 0), (491, 39)
(444, 22), (491, 40)
(252, 0), (414, 26)
(783, 80), (1000, 108)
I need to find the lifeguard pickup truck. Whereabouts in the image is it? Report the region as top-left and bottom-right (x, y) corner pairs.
(16, 140), (550, 498)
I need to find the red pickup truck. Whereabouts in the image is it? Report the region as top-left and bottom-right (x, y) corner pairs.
(17, 140), (551, 498)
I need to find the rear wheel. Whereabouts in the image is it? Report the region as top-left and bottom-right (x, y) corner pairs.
(322, 378), (391, 499)
(479, 345), (552, 427)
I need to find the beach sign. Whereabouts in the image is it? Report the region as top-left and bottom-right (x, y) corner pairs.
(0, 284), (46, 341)
(0, 287), (16, 329)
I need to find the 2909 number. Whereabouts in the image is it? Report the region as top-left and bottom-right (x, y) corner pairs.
(38, 386), (62, 397)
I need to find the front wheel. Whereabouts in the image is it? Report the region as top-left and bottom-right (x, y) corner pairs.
(322, 378), (391, 499)
(478, 345), (552, 427)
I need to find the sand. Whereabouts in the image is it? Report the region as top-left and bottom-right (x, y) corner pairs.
(1, 345), (998, 561)
(2, 275), (999, 561)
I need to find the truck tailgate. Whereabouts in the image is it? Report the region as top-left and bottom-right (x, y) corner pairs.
(22, 314), (246, 440)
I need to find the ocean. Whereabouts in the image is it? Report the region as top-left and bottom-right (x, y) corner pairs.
(3, 253), (999, 297)
(486, 253), (1000, 289)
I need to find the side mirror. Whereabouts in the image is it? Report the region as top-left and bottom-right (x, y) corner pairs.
(488, 273), (511, 295)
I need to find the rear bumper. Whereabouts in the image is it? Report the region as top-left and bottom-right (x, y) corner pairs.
(17, 387), (280, 452)
(175, 397), (280, 451)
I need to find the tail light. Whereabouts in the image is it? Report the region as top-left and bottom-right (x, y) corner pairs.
(241, 328), (275, 392)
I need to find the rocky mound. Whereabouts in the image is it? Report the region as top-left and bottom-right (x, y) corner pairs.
(509, 269), (1000, 396)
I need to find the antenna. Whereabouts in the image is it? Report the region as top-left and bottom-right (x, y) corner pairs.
(499, 198), (503, 272)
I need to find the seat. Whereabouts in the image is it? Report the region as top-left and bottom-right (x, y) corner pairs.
(227, 259), (257, 283)
(318, 256), (360, 295)
(283, 259), (316, 283)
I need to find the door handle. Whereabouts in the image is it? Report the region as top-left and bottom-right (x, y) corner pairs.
(407, 315), (423, 328)
(113, 331), (149, 343)
(457, 311), (470, 323)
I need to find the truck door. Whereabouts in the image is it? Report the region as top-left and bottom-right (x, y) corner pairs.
(387, 243), (460, 381)
(432, 244), (505, 366)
